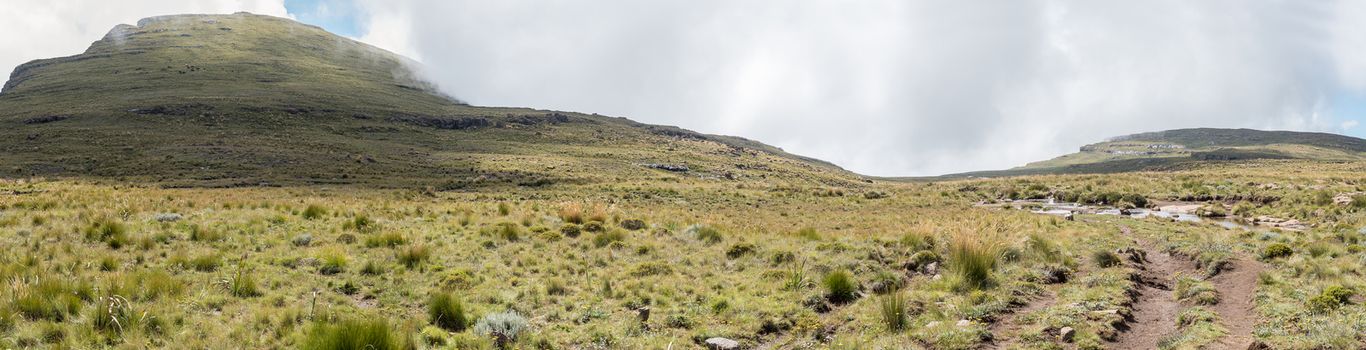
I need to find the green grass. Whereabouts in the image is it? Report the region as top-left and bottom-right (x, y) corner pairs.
(428, 292), (468, 332)
(822, 270), (857, 304)
(1173, 274), (1219, 305)
(302, 204), (327, 220)
(396, 245), (431, 268)
(0, 158), (1361, 348)
(301, 318), (408, 350)
(878, 292), (909, 332)
(948, 237), (997, 292)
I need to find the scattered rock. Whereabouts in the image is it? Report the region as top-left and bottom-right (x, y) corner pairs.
(154, 213), (183, 222)
(1333, 192), (1363, 206)
(643, 163), (690, 172)
(505, 112), (571, 125)
(956, 319), (971, 327)
(705, 337), (739, 350)
(392, 115), (491, 130)
(22, 115), (69, 124)
(636, 307), (650, 323)
(1039, 265), (1071, 284)
(1063, 213), (1075, 221)
(925, 321), (941, 328)
(1059, 327), (1076, 342)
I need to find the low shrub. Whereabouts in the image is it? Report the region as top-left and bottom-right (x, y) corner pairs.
(292, 234), (313, 247)
(725, 243), (756, 258)
(474, 311), (528, 348)
(1261, 243), (1293, 260)
(560, 224), (582, 238)
(1309, 285), (1354, 313)
(592, 229), (626, 248)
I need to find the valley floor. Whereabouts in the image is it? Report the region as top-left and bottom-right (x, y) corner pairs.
(0, 160), (1363, 349)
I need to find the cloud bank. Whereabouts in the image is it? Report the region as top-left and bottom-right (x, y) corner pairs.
(0, 1), (289, 83)
(3, 1), (1364, 176)
(356, 0), (1366, 176)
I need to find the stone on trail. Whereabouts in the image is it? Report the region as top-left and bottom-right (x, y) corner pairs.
(705, 337), (739, 350)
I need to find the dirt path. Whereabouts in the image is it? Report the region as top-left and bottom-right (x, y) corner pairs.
(1206, 256), (1265, 349)
(984, 289), (1058, 349)
(1110, 240), (1194, 350)
(1109, 225), (1265, 350)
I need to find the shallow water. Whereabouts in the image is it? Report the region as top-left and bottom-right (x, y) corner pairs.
(1008, 199), (1261, 231)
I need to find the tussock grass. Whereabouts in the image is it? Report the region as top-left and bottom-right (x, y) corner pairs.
(948, 236), (998, 292)
(428, 292), (468, 332)
(878, 292), (909, 332)
(301, 318), (408, 350)
(822, 270), (858, 303)
(396, 245), (431, 268)
(302, 204), (327, 220)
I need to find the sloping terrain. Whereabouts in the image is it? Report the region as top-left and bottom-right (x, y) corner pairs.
(0, 13), (852, 188)
(925, 128), (1366, 179)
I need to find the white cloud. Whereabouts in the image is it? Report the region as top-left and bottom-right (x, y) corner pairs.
(348, 0), (1366, 176)
(0, 0), (288, 84)
(4, 1), (1363, 175)
(1345, 120), (1360, 130)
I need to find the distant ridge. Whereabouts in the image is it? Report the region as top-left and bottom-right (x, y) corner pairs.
(919, 128), (1366, 179)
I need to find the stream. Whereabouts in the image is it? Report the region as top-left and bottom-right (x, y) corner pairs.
(986, 199), (1306, 231)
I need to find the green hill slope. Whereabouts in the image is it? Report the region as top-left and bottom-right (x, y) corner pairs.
(927, 128), (1366, 179)
(0, 13), (852, 188)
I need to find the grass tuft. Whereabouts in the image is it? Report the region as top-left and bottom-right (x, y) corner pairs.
(948, 237), (997, 292)
(301, 318), (407, 350)
(822, 269), (858, 303)
(428, 292), (468, 332)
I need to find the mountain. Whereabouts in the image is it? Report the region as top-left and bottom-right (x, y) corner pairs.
(930, 128), (1366, 179)
(0, 13), (852, 188)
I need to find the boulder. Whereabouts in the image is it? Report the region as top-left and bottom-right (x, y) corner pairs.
(705, 337), (739, 350)
(1059, 327), (1076, 342)
(155, 213), (183, 222)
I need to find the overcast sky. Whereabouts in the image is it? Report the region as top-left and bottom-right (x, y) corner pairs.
(3, 1), (1365, 176)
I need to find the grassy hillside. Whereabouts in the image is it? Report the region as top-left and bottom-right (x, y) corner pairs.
(0, 13), (852, 188)
(924, 128), (1366, 179)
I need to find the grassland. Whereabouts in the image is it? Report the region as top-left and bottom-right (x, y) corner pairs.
(0, 159), (1360, 349)
(4, 11), (1366, 350)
